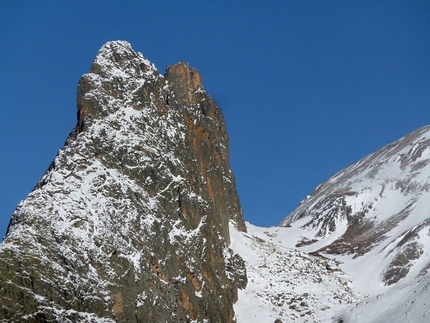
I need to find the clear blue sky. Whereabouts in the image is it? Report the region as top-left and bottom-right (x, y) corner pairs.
(1, 1), (429, 238)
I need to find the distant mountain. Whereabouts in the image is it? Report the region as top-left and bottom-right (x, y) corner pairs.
(0, 41), (247, 323)
(276, 126), (430, 322)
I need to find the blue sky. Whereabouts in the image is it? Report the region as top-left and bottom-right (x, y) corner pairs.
(1, 1), (429, 238)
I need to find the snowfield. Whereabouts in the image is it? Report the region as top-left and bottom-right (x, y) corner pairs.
(231, 223), (358, 323)
(231, 222), (430, 323)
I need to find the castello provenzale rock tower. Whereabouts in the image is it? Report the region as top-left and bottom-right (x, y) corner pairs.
(0, 41), (247, 323)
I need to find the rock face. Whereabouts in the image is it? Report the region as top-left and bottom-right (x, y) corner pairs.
(0, 41), (246, 323)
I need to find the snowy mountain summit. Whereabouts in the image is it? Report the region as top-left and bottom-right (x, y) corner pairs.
(0, 41), (247, 322)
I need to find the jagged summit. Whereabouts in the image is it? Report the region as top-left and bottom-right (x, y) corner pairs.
(0, 41), (246, 322)
(90, 41), (159, 79)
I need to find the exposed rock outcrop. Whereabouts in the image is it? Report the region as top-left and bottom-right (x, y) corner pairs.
(0, 41), (246, 323)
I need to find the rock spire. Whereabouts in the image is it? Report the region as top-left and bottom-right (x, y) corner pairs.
(0, 41), (246, 323)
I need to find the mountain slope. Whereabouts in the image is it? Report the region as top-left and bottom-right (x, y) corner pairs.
(228, 126), (430, 323)
(0, 41), (246, 323)
(277, 126), (430, 322)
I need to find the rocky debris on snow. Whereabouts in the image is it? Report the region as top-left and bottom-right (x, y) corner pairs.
(231, 224), (358, 323)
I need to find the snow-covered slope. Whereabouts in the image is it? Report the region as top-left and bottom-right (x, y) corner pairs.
(232, 221), (430, 323)
(271, 126), (430, 322)
(230, 223), (358, 323)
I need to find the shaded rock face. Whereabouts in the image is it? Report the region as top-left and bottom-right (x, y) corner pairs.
(0, 41), (246, 322)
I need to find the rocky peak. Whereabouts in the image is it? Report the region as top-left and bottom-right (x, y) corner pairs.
(89, 41), (158, 79)
(165, 62), (202, 105)
(76, 40), (159, 132)
(0, 40), (246, 322)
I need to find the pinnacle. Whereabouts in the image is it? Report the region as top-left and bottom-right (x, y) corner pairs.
(89, 40), (157, 79)
(0, 41), (246, 322)
(165, 62), (204, 105)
